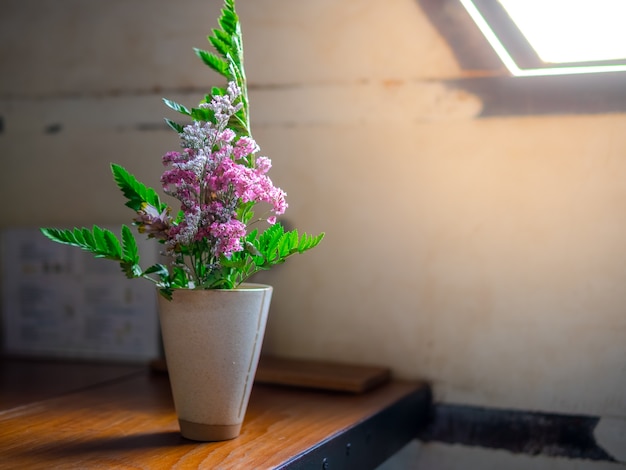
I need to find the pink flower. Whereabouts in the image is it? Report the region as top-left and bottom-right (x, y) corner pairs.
(159, 80), (289, 261)
(133, 203), (171, 240)
(255, 156), (272, 174)
(233, 136), (259, 159)
(209, 219), (246, 258)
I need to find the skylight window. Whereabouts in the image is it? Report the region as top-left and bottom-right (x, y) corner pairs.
(459, 0), (626, 76)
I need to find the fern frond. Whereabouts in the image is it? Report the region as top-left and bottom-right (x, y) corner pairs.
(111, 164), (166, 212)
(164, 118), (184, 133)
(162, 98), (191, 116)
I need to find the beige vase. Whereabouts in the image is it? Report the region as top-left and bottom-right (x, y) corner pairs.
(157, 283), (273, 441)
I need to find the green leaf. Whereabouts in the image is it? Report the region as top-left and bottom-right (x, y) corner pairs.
(72, 227), (86, 245)
(219, 0), (238, 35)
(170, 266), (190, 289)
(82, 228), (95, 248)
(188, 0), (250, 138)
(42, 225), (181, 289)
(194, 48), (229, 76)
(209, 29), (232, 57)
(144, 264), (169, 277)
(235, 201), (255, 224)
(121, 261), (142, 279)
(190, 106), (214, 122)
(41, 228), (78, 247)
(111, 164), (166, 212)
(42, 226), (127, 261)
(158, 287), (173, 301)
(91, 226), (105, 254)
(164, 118), (184, 133)
(92, 225), (122, 258)
(104, 229), (122, 259)
(162, 98), (191, 116)
(299, 232), (325, 253)
(121, 225), (139, 263)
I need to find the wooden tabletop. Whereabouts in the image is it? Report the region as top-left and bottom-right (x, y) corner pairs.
(0, 357), (430, 469)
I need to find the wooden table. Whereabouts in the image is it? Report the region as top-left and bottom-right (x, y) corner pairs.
(0, 357), (431, 469)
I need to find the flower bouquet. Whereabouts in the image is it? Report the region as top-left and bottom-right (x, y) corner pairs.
(41, 0), (324, 300)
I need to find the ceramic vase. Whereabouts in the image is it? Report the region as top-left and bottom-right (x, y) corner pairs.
(157, 283), (273, 441)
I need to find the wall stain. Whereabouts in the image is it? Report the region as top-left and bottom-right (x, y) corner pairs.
(44, 123), (62, 134)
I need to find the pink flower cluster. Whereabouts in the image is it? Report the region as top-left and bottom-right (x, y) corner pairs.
(156, 82), (287, 259)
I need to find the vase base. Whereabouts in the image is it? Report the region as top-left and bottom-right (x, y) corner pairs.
(179, 419), (242, 441)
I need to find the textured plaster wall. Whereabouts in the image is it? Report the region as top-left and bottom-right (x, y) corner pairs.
(1, 0), (626, 468)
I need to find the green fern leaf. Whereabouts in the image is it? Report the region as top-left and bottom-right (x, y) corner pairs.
(164, 118), (184, 133)
(41, 228), (76, 247)
(121, 261), (142, 279)
(194, 48), (229, 76)
(144, 264), (169, 277)
(111, 164), (166, 212)
(92, 226), (108, 256)
(42, 226), (126, 261)
(162, 98), (191, 116)
(191, 106), (214, 122)
(81, 228), (95, 249)
(104, 229), (122, 259)
(121, 225), (139, 263)
(209, 31), (232, 57)
(218, 3), (238, 35)
(71, 227), (86, 245)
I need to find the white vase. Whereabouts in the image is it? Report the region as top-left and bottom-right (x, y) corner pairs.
(157, 283), (273, 441)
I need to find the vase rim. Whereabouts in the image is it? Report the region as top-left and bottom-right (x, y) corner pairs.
(164, 283), (272, 293)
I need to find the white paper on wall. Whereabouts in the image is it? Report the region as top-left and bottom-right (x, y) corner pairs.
(0, 227), (161, 362)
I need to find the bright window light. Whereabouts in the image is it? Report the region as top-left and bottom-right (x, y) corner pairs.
(498, 0), (626, 64)
(459, 0), (626, 76)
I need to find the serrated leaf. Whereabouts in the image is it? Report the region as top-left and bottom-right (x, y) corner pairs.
(162, 98), (191, 116)
(121, 225), (139, 263)
(144, 264), (170, 278)
(92, 226), (107, 255)
(164, 118), (184, 133)
(299, 233), (313, 252)
(82, 228), (95, 248)
(190, 106), (213, 122)
(41, 228), (76, 247)
(42, 226), (130, 262)
(111, 164), (166, 212)
(209, 30), (231, 57)
(121, 261), (142, 279)
(103, 230), (122, 258)
(219, 2), (238, 35)
(244, 241), (262, 257)
(72, 227), (86, 245)
(194, 48), (229, 76)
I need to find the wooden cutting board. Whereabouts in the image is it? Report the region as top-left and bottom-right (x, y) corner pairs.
(254, 355), (391, 394)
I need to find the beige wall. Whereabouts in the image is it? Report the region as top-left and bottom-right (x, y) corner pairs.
(2, 0), (625, 467)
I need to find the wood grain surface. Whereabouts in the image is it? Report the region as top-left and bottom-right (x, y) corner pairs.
(0, 357), (144, 411)
(0, 358), (427, 469)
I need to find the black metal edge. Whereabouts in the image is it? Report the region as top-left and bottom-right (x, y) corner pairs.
(278, 385), (432, 470)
